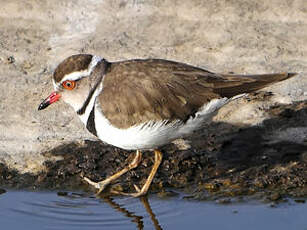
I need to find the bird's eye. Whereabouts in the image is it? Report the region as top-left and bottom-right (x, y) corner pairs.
(62, 80), (76, 90)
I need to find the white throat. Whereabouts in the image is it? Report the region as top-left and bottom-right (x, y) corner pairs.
(79, 82), (103, 125)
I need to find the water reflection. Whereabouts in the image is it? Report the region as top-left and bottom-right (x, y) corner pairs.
(140, 197), (163, 230)
(2, 191), (164, 229)
(102, 197), (144, 229)
(103, 196), (163, 230)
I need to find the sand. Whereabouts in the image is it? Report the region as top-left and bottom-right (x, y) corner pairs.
(0, 0), (306, 178)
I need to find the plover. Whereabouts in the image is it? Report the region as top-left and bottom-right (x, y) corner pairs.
(38, 54), (296, 197)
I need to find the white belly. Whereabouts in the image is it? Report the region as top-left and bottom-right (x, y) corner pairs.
(93, 97), (230, 150)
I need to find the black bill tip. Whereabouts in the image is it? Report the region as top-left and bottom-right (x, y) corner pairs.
(38, 100), (50, 110)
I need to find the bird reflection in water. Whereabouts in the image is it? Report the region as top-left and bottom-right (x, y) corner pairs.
(102, 196), (163, 230)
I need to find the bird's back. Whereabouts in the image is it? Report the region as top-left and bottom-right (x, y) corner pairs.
(98, 59), (296, 129)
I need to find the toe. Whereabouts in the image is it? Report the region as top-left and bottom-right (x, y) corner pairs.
(134, 184), (141, 192)
(83, 177), (100, 189)
(96, 182), (108, 194)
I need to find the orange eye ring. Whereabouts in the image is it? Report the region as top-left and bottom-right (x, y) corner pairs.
(62, 80), (76, 90)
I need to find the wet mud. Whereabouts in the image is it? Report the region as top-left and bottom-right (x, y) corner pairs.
(1, 97), (306, 201)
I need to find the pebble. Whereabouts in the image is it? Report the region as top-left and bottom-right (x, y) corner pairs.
(7, 56), (15, 64)
(57, 191), (68, 196)
(294, 199), (306, 204)
(22, 61), (33, 70)
(157, 190), (179, 198)
(0, 188), (6, 195)
(301, 152), (307, 163)
(216, 198), (231, 204)
(270, 192), (281, 201)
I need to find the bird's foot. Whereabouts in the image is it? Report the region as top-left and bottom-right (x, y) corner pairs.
(82, 151), (143, 195)
(82, 176), (110, 194)
(112, 184), (147, 197)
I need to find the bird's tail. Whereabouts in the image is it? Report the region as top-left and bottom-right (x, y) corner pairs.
(213, 72), (297, 98)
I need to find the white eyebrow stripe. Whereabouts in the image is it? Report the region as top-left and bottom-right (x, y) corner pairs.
(60, 55), (102, 83)
(52, 78), (60, 91)
(60, 70), (90, 82)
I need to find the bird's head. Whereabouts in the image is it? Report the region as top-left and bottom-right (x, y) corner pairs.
(38, 54), (107, 113)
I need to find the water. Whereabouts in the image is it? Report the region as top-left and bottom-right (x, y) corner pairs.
(0, 190), (306, 230)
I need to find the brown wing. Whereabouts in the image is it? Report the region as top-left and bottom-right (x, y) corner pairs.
(214, 72), (297, 98)
(98, 59), (295, 129)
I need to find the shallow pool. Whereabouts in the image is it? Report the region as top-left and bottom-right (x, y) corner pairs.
(0, 190), (306, 230)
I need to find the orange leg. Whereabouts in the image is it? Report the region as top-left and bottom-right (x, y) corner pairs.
(113, 149), (163, 197)
(83, 150), (142, 194)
